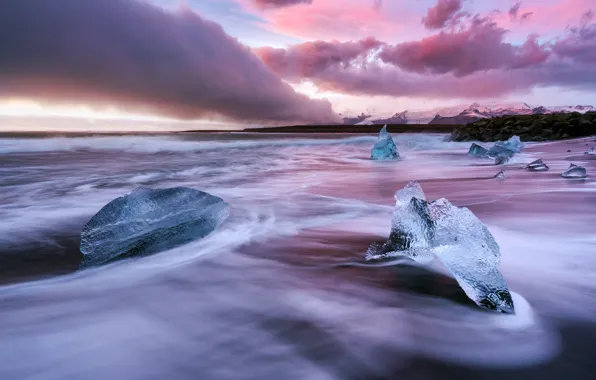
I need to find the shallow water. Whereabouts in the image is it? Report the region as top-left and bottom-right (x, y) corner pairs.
(0, 132), (595, 379)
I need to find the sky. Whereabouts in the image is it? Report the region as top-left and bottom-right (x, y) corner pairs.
(0, 0), (595, 128)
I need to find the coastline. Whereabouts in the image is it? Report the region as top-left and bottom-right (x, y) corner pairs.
(0, 124), (458, 137)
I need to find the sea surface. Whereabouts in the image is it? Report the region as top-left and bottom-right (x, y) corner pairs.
(0, 132), (595, 380)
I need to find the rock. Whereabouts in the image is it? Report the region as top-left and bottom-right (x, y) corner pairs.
(451, 112), (596, 142)
(80, 187), (230, 267)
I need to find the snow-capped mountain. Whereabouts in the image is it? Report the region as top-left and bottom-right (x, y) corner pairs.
(342, 112), (371, 125)
(370, 111), (408, 124)
(345, 102), (595, 125)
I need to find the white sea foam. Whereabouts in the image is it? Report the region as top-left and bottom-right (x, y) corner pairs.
(0, 133), (594, 379)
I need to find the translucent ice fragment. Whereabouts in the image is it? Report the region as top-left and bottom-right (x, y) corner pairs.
(487, 146), (515, 160)
(468, 143), (488, 157)
(371, 125), (400, 160)
(494, 135), (525, 153)
(561, 163), (587, 179)
(366, 181), (434, 263)
(80, 187), (230, 266)
(495, 155), (509, 165)
(368, 182), (515, 313)
(525, 159), (549, 172)
(428, 198), (513, 313)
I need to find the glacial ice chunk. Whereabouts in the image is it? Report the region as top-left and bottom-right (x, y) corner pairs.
(367, 182), (514, 313)
(585, 147), (595, 155)
(428, 198), (513, 313)
(525, 159), (549, 172)
(561, 163), (587, 179)
(366, 181), (434, 263)
(80, 186), (230, 267)
(494, 135), (525, 153)
(487, 145), (515, 160)
(494, 170), (506, 180)
(371, 125), (400, 160)
(468, 143), (488, 157)
(494, 154), (510, 165)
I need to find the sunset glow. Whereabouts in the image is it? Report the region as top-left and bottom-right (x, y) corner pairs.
(1, 0), (595, 129)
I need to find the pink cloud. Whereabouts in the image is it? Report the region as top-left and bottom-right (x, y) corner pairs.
(254, 37), (383, 78)
(254, 7), (596, 101)
(553, 10), (596, 63)
(422, 0), (464, 30)
(502, 0), (594, 35)
(243, 0), (406, 42)
(379, 17), (550, 76)
(252, 0), (312, 9)
(0, 0), (339, 124)
(508, 2), (522, 19)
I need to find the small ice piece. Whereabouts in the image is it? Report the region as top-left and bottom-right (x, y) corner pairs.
(371, 125), (400, 160)
(493, 135), (525, 153)
(495, 155), (509, 165)
(368, 182), (514, 313)
(366, 181), (434, 263)
(494, 170), (506, 180)
(468, 143), (488, 157)
(487, 146), (515, 160)
(525, 159), (549, 172)
(585, 147), (595, 155)
(80, 187), (230, 267)
(561, 163), (588, 179)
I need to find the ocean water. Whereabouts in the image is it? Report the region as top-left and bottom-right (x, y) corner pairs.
(0, 132), (595, 379)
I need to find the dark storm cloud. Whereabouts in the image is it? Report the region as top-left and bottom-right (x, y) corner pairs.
(0, 0), (339, 124)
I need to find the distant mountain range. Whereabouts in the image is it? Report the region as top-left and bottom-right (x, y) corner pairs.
(343, 102), (595, 125)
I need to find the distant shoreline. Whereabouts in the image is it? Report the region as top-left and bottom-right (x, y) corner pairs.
(0, 124), (459, 137)
(224, 123), (457, 134)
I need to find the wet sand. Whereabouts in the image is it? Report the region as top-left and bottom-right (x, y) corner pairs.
(1, 134), (595, 379)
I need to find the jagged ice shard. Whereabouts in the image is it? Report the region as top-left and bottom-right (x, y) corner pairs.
(80, 187), (230, 267)
(494, 170), (506, 180)
(526, 159), (549, 172)
(561, 163), (588, 179)
(371, 125), (400, 160)
(494, 154), (510, 165)
(367, 181), (514, 313)
(468, 143), (488, 157)
(494, 135), (525, 153)
(487, 145), (515, 160)
(366, 182), (435, 263)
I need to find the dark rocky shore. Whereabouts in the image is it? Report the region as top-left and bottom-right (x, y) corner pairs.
(451, 111), (596, 142)
(242, 124), (457, 133)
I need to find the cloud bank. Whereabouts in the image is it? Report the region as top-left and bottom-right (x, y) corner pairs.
(255, 0), (596, 100)
(0, 0), (339, 124)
